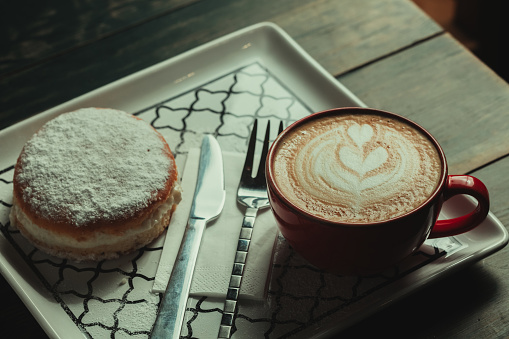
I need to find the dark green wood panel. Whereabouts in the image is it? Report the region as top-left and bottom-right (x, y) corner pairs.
(0, 0), (199, 76)
(0, 0), (441, 130)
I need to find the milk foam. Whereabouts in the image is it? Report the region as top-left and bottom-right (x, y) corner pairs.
(273, 114), (442, 223)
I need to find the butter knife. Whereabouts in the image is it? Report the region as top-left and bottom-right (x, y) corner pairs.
(151, 135), (226, 339)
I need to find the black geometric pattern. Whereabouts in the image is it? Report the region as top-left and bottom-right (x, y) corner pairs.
(134, 62), (311, 156)
(0, 62), (457, 338)
(178, 235), (449, 339)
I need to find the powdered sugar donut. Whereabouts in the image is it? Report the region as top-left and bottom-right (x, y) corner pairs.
(9, 108), (182, 261)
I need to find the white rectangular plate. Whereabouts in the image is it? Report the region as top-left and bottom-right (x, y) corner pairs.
(0, 22), (507, 339)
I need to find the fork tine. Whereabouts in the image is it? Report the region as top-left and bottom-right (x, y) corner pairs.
(256, 120), (271, 179)
(242, 119), (258, 178)
(278, 121), (284, 134)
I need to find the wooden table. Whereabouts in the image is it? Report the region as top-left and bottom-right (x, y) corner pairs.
(2, 0), (508, 338)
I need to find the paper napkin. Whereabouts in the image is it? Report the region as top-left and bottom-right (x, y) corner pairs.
(152, 149), (278, 300)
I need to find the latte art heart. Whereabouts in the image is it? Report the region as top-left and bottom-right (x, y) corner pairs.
(273, 114), (442, 223)
(340, 124), (389, 176)
(347, 124), (373, 148)
(339, 146), (388, 176)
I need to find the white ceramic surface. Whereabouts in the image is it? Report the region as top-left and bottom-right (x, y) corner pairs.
(0, 22), (506, 339)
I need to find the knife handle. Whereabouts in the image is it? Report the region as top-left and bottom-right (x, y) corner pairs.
(151, 218), (206, 339)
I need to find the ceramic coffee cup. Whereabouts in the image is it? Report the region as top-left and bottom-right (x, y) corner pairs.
(266, 107), (489, 275)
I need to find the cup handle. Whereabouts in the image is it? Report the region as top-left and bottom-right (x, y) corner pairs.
(428, 175), (490, 238)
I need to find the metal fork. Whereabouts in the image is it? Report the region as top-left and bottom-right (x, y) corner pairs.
(217, 119), (283, 339)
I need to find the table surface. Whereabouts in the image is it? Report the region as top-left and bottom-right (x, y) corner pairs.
(2, 0), (509, 338)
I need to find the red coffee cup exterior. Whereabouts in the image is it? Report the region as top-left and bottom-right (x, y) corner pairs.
(266, 107), (490, 276)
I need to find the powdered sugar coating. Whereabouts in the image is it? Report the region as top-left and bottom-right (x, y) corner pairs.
(16, 108), (173, 227)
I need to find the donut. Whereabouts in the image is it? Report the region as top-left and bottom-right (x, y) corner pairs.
(9, 108), (182, 261)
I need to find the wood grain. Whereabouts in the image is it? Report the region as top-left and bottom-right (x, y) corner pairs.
(339, 33), (509, 175)
(0, 0), (441, 130)
(0, 0), (199, 76)
(473, 157), (509, 233)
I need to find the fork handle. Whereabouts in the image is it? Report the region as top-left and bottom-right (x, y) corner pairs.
(217, 207), (258, 339)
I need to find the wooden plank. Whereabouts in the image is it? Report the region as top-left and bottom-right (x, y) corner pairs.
(472, 158), (509, 230)
(0, 0), (199, 76)
(339, 33), (509, 175)
(0, 0), (441, 130)
(268, 0), (442, 75)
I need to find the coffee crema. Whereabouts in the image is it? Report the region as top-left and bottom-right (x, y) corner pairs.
(272, 113), (442, 223)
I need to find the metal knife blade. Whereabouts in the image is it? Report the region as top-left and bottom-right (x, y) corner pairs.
(151, 135), (226, 339)
(190, 135), (226, 220)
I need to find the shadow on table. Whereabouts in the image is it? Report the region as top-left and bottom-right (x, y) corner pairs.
(338, 262), (501, 338)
